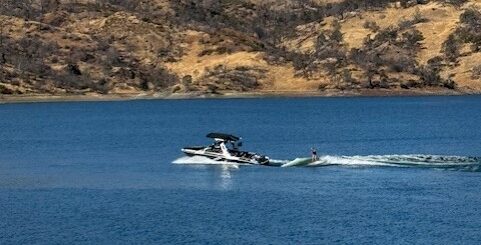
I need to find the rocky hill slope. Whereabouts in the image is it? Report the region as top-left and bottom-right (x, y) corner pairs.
(1, 0), (480, 97)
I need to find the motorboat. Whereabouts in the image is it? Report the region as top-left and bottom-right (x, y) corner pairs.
(181, 133), (270, 165)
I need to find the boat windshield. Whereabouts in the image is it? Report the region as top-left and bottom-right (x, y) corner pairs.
(226, 141), (244, 152)
(208, 142), (222, 153)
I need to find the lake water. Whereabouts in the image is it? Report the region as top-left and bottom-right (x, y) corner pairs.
(1, 96), (481, 244)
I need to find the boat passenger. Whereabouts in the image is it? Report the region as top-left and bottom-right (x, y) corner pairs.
(311, 147), (318, 162)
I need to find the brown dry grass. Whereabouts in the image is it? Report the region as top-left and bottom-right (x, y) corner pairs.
(2, 0), (481, 95)
(166, 30), (319, 91)
(338, 2), (479, 89)
(443, 52), (481, 90)
(339, 2), (462, 57)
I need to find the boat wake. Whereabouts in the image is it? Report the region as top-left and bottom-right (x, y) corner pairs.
(173, 155), (481, 172)
(281, 154), (481, 171)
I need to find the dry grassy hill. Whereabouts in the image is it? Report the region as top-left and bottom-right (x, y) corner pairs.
(1, 0), (480, 98)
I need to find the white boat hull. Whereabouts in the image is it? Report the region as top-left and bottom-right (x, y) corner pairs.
(182, 148), (269, 165)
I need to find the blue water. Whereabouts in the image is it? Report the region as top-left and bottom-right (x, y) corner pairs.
(1, 96), (481, 244)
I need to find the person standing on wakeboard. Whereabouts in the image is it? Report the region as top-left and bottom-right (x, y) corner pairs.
(311, 147), (318, 162)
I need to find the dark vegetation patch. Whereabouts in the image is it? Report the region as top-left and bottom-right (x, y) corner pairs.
(193, 65), (266, 93)
(442, 7), (481, 63)
(0, 0), (180, 95)
(472, 65), (481, 79)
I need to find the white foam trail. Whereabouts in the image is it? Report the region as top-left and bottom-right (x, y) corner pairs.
(281, 157), (312, 167)
(267, 159), (290, 167)
(281, 156), (402, 168)
(282, 154), (481, 171)
(174, 155), (481, 171)
(352, 154), (479, 167)
(172, 156), (244, 168)
(306, 155), (398, 167)
(269, 159), (290, 164)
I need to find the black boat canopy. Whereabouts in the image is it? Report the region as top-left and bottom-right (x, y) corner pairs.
(206, 133), (240, 141)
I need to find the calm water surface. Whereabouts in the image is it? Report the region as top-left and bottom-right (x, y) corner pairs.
(1, 96), (481, 244)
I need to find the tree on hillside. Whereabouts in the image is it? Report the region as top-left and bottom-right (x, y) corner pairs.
(38, 0), (60, 16)
(458, 7), (481, 52)
(399, 29), (424, 51)
(331, 19), (344, 44)
(460, 7), (481, 27)
(442, 34), (460, 63)
(472, 65), (481, 79)
(0, 20), (4, 53)
(0, 2), (11, 64)
(442, 0), (469, 9)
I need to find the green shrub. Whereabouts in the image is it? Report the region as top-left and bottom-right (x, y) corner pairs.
(442, 34), (460, 63)
(472, 65), (481, 79)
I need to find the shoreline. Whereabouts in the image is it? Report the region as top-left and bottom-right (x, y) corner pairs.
(0, 88), (478, 104)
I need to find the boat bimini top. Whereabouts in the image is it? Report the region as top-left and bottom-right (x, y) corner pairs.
(206, 133), (241, 142)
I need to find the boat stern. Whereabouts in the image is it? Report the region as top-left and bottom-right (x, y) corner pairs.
(255, 155), (270, 165)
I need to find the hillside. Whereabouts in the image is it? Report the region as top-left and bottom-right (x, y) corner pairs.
(1, 0), (481, 98)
